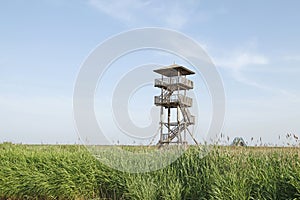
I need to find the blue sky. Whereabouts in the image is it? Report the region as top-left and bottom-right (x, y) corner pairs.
(1, 0), (300, 145)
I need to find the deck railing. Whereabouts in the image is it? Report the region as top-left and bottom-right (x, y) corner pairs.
(154, 94), (193, 107)
(154, 76), (193, 89)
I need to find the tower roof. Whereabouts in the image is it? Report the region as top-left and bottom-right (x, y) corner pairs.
(153, 64), (195, 77)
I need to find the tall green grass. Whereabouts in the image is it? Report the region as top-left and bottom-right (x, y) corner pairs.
(0, 143), (299, 199)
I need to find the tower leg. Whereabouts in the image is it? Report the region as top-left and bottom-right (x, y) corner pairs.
(168, 107), (170, 142)
(160, 105), (163, 143)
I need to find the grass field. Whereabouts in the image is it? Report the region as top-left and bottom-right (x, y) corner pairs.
(0, 143), (299, 199)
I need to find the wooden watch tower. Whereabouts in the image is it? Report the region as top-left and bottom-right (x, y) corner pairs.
(154, 64), (196, 147)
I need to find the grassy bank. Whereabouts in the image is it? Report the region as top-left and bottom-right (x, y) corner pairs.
(0, 143), (299, 199)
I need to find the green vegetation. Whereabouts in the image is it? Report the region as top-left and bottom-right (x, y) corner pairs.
(0, 143), (299, 199)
